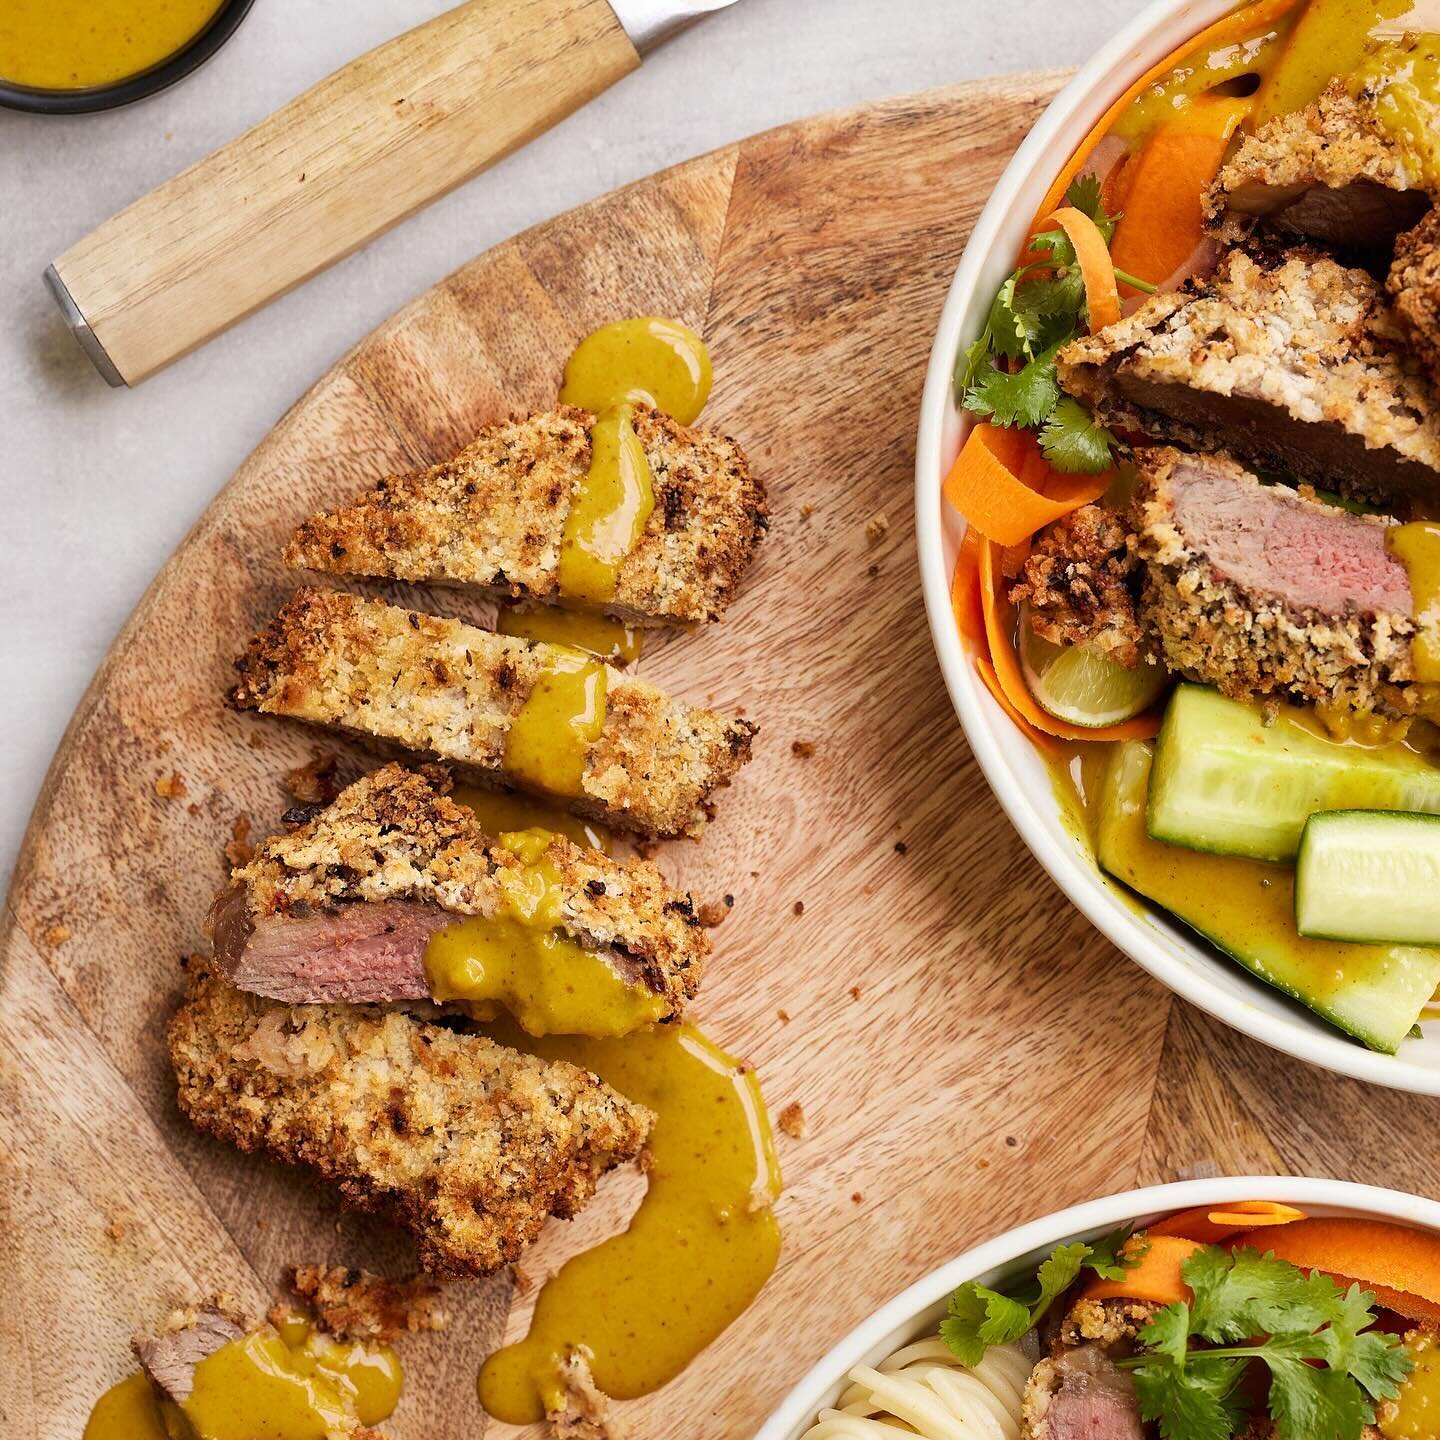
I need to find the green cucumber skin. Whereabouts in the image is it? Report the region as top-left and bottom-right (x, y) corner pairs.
(1296, 810), (1440, 947)
(1147, 686), (1440, 862)
(1101, 744), (1440, 1054)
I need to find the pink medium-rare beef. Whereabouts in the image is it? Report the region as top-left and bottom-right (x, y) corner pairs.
(1023, 1344), (1146, 1440)
(207, 881), (440, 1004)
(134, 1305), (245, 1404)
(1158, 454), (1411, 616)
(204, 765), (705, 1018)
(1133, 449), (1417, 717)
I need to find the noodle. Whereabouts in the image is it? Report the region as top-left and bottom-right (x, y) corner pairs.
(801, 1335), (1031, 1439)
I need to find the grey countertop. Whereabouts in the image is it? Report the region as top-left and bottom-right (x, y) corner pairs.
(0, 0), (1143, 887)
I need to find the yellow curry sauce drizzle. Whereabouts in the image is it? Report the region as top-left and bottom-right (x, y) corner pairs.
(84, 1321), (401, 1440)
(1389, 522), (1440, 682)
(423, 819), (667, 1039)
(1383, 1331), (1440, 1438)
(497, 319), (714, 802)
(0, 0), (225, 90)
(478, 1017), (782, 1424)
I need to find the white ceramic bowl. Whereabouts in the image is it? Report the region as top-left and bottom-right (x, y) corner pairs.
(914, 0), (1440, 1093)
(758, 1176), (1440, 1439)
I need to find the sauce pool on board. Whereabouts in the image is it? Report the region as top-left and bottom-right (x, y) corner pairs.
(83, 1322), (401, 1440)
(478, 1017), (782, 1423)
(0, 0), (225, 91)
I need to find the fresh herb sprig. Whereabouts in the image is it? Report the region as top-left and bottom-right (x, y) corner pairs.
(939, 1227), (1139, 1366)
(958, 174), (1153, 475)
(1121, 1246), (1413, 1440)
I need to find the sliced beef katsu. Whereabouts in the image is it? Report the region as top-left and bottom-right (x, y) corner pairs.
(1058, 248), (1440, 507)
(208, 763), (706, 1015)
(168, 957), (652, 1277)
(284, 405), (767, 626)
(1133, 448), (1416, 716)
(1205, 80), (1430, 257)
(135, 1304), (246, 1405)
(1010, 504), (1145, 668)
(230, 588), (754, 840)
(1021, 1298), (1153, 1440)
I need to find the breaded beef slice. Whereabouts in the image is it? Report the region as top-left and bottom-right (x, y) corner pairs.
(135, 1303), (247, 1405)
(1205, 80), (1431, 256)
(1010, 504), (1145, 668)
(230, 588), (754, 840)
(1021, 1297), (1154, 1440)
(1133, 448), (1416, 717)
(168, 958), (652, 1277)
(284, 406), (767, 626)
(1389, 209), (1440, 385)
(1058, 248), (1440, 507)
(208, 762), (705, 1011)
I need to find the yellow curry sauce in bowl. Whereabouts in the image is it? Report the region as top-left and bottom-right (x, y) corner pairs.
(0, 0), (255, 114)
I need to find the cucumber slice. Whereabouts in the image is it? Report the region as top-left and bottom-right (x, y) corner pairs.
(1099, 741), (1440, 1053)
(1148, 685), (1440, 862)
(1297, 810), (1440, 945)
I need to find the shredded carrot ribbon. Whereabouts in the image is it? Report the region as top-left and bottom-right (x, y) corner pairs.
(943, 424), (1112, 547)
(1149, 1201), (1306, 1246)
(1045, 207), (1121, 331)
(1086, 1235), (1204, 1307)
(1029, 0), (1306, 229)
(1107, 94), (1252, 294)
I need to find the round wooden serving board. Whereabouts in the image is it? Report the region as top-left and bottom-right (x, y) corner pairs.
(6, 75), (1440, 1439)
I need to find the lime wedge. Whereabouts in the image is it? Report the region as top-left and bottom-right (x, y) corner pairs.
(1018, 607), (1169, 727)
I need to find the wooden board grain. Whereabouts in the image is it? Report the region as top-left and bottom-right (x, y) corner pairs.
(6, 74), (1440, 1439)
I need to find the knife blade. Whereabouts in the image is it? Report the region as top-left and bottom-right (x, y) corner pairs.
(45, 0), (741, 388)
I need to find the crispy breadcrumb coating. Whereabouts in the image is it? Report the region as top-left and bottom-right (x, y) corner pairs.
(284, 406), (767, 626)
(1390, 210), (1440, 383)
(285, 1266), (448, 1344)
(1058, 248), (1440, 504)
(1010, 505), (1145, 668)
(230, 588), (755, 840)
(1133, 449), (1417, 718)
(225, 763), (706, 1017)
(168, 958), (652, 1277)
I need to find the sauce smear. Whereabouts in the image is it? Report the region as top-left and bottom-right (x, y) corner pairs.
(424, 826), (666, 1038)
(497, 602), (644, 665)
(502, 646), (607, 797)
(83, 1323), (401, 1440)
(478, 1018), (782, 1422)
(1389, 522), (1440, 682)
(1, 0), (225, 91)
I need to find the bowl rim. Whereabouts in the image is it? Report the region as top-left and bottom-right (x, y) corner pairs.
(756, 1174), (1440, 1439)
(0, 0), (256, 115)
(912, 0), (1440, 1096)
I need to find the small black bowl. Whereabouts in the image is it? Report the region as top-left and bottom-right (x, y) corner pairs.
(0, 0), (256, 115)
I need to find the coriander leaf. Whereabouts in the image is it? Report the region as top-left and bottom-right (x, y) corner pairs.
(1016, 270), (1085, 320)
(1064, 172), (1119, 243)
(1268, 1356), (1373, 1440)
(956, 329), (992, 401)
(1134, 1355), (1249, 1440)
(1039, 397), (1114, 474)
(1085, 1225), (1138, 1282)
(1187, 1247), (1340, 1344)
(940, 1282), (1031, 1365)
(939, 1284), (990, 1367)
(1036, 1243), (1089, 1306)
(965, 356), (1060, 430)
(988, 274), (1042, 361)
(1342, 1329), (1413, 1402)
(1029, 225), (1076, 268)
(1140, 1304), (1193, 1364)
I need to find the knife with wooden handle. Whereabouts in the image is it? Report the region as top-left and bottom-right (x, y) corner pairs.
(45, 0), (738, 387)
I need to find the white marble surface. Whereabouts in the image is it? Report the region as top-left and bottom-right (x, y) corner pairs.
(0, 0), (1145, 887)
